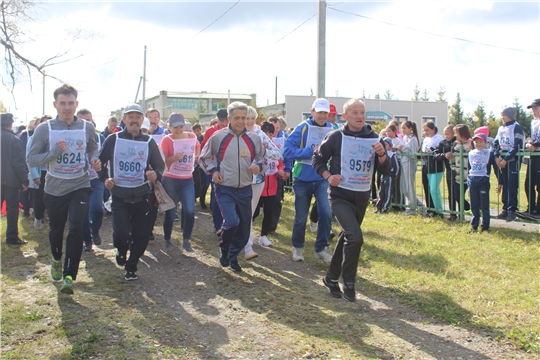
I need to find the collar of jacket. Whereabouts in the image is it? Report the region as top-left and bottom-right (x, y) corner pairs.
(341, 123), (373, 137)
(227, 124), (247, 136)
(120, 127), (146, 140)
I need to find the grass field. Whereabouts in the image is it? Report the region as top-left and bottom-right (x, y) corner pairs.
(1, 190), (539, 358)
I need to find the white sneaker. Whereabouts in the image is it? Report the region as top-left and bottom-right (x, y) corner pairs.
(34, 218), (42, 230)
(292, 247), (304, 261)
(259, 235), (273, 247)
(309, 221), (317, 233)
(315, 249), (332, 263)
(104, 198), (112, 213)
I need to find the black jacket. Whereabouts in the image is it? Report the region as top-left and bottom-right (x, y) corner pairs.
(1, 128), (29, 189)
(433, 137), (455, 173)
(313, 124), (391, 201)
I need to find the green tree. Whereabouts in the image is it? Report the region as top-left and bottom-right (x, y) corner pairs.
(436, 86), (446, 102)
(0, 99), (7, 113)
(361, 90), (366, 99)
(420, 89), (429, 101)
(374, 92), (380, 100)
(383, 89), (393, 100)
(192, 98), (207, 123)
(514, 97), (533, 138)
(411, 84), (420, 101)
(472, 100), (487, 129)
(449, 93), (465, 125)
(487, 111), (500, 138)
(372, 120), (387, 135)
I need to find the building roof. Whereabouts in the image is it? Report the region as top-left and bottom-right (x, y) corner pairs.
(166, 92), (254, 100)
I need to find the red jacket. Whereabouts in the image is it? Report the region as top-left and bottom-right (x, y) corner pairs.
(261, 159), (284, 197)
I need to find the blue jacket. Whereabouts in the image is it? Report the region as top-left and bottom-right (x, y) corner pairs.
(283, 118), (332, 182)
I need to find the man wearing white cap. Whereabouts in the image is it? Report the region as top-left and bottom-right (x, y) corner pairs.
(283, 98), (334, 263)
(99, 104), (165, 281)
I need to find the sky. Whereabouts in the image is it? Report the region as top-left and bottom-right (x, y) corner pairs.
(1, 0), (538, 129)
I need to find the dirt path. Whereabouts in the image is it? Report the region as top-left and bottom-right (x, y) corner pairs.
(88, 208), (534, 359)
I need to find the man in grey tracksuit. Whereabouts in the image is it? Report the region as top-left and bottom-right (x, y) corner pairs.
(199, 102), (266, 272)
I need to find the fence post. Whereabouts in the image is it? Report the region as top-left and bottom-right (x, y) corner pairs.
(459, 145), (465, 221)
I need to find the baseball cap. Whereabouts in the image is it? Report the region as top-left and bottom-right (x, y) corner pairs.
(168, 113), (186, 128)
(527, 98), (540, 109)
(141, 117), (150, 130)
(329, 103), (338, 114)
(123, 104), (144, 115)
(312, 98), (330, 113)
(473, 133), (487, 141)
(217, 108), (228, 121)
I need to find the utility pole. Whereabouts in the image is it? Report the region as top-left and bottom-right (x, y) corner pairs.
(275, 76), (278, 104)
(317, 0), (326, 98)
(142, 45), (147, 110)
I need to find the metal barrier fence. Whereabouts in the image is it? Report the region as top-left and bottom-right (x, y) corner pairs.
(284, 149), (540, 224)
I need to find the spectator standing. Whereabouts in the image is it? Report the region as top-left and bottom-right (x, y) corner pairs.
(421, 121), (444, 217)
(494, 107), (525, 222)
(397, 121), (423, 214)
(524, 99), (540, 218)
(1, 113), (29, 245)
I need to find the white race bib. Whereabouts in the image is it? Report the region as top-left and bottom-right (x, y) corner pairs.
(113, 134), (150, 188)
(47, 121), (87, 179)
(338, 133), (379, 192)
(300, 125), (332, 165)
(468, 149), (491, 177)
(496, 124), (515, 151)
(265, 158), (279, 176)
(168, 137), (197, 177)
(273, 136), (285, 155)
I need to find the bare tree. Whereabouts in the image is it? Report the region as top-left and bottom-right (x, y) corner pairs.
(1, 0), (84, 95)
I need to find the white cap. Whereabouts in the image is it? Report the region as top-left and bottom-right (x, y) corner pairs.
(312, 98), (330, 113)
(142, 117), (150, 130)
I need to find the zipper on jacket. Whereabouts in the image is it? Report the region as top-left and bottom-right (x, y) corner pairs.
(237, 135), (241, 190)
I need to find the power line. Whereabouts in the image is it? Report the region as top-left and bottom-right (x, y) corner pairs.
(328, 5), (540, 56)
(195, 0), (240, 36)
(275, 13), (316, 44)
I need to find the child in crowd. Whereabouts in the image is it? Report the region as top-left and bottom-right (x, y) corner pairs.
(252, 122), (284, 244)
(376, 138), (399, 213)
(434, 125), (457, 219)
(467, 133), (500, 233)
(421, 121), (444, 217)
(389, 120), (404, 140)
(398, 121), (423, 214)
(450, 124), (473, 214)
(386, 124), (404, 210)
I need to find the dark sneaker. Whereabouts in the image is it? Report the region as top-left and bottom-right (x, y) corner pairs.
(496, 210), (508, 220)
(125, 271), (138, 281)
(323, 276), (342, 298)
(51, 258), (62, 281)
(6, 238), (27, 245)
(229, 260), (242, 272)
(200, 202), (208, 209)
(342, 283), (356, 302)
(115, 250), (127, 267)
(92, 231), (102, 246)
(60, 276), (74, 294)
(219, 248), (230, 267)
(506, 211), (517, 223)
(163, 239), (173, 251)
(182, 240), (194, 253)
(448, 214), (458, 221)
(481, 227), (490, 233)
(83, 242), (92, 252)
(467, 227), (477, 234)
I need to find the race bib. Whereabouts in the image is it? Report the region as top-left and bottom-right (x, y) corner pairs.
(496, 124), (515, 151)
(113, 135), (150, 188)
(47, 121), (87, 179)
(300, 125), (332, 165)
(168, 137), (197, 177)
(468, 149), (491, 177)
(339, 133), (379, 191)
(151, 134), (164, 146)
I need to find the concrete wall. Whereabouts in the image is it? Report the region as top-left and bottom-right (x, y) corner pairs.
(285, 95), (448, 130)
